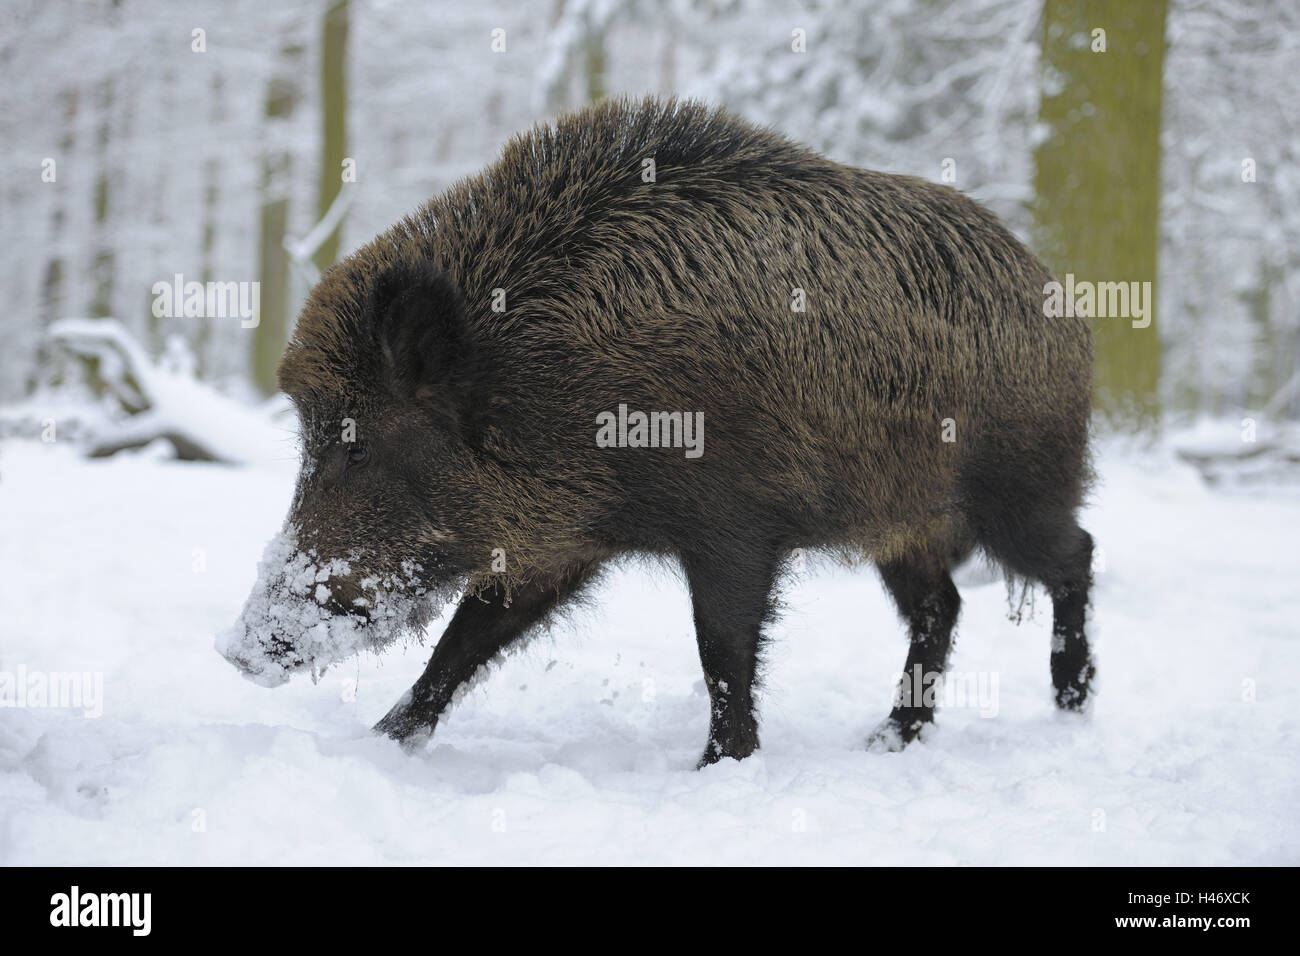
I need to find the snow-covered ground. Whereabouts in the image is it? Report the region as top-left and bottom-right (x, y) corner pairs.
(1, 433), (1297, 865)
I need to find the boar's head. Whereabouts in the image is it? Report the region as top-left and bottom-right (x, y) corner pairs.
(217, 254), (493, 686)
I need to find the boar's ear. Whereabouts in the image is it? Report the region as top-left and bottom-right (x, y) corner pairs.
(369, 258), (476, 420)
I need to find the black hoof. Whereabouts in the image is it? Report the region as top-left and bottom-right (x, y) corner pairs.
(866, 711), (932, 752)
(1052, 660), (1096, 712)
(373, 699), (436, 745)
(696, 727), (758, 768)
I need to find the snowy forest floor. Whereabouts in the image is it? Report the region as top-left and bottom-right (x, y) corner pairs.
(1, 435), (1297, 865)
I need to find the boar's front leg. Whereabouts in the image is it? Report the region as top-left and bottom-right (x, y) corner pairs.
(374, 561), (601, 743)
(682, 542), (783, 768)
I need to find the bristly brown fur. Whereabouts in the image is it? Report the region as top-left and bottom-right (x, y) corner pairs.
(282, 95), (1091, 568)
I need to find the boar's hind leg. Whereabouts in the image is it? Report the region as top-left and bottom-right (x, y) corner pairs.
(682, 543), (783, 768)
(374, 561), (601, 743)
(868, 553), (961, 751)
(1044, 527), (1095, 711)
(1023, 522), (1095, 712)
(978, 507), (1096, 712)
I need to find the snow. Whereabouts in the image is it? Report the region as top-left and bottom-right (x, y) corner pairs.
(1, 435), (1297, 865)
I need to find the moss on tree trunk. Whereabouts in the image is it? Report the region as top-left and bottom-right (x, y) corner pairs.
(314, 0), (349, 275)
(1034, 0), (1168, 431)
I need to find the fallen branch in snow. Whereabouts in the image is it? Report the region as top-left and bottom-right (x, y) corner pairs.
(47, 318), (294, 464)
(1172, 418), (1300, 487)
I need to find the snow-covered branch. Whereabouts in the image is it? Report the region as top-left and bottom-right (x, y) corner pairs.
(48, 319), (294, 464)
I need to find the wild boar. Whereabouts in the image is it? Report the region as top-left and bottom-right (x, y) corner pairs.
(217, 96), (1095, 766)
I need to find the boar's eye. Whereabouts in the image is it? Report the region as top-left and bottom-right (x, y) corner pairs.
(346, 442), (371, 468)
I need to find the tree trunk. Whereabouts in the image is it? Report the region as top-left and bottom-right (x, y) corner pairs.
(196, 74), (226, 381)
(1033, 0), (1168, 431)
(251, 47), (302, 396)
(314, 0), (349, 276)
(90, 80), (115, 323)
(584, 29), (606, 103)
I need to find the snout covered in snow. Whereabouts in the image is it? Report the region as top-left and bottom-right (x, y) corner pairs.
(215, 528), (443, 687)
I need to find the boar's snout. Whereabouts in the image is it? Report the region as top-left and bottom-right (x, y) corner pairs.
(217, 573), (372, 687)
(218, 528), (447, 688)
(215, 626), (297, 688)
